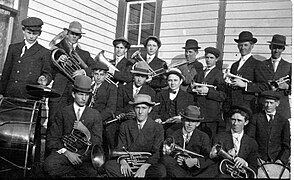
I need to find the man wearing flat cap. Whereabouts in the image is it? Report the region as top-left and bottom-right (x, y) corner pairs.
(44, 75), (103, 177)
(48, 21), (96, 129)
(189, 47), (226, 138)
(246, 90), (290, 166)
(104, 94), (165, 178)
(160, 105), (212, 178)
(0, 17), (52, 99)
(178, 39), (204, 91)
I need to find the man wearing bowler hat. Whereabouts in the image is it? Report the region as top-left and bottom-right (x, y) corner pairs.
(178, 39), (204, 91)
(44, 75), (103, 177)
(160, 105), (211, 178)
(246, 90), (290, 166)
(0, 17), (52, 99)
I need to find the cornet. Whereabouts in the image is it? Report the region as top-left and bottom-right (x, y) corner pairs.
(269, 75), (290, 91)
(191, 82), (217, 91)
(224, 70), (251, 85)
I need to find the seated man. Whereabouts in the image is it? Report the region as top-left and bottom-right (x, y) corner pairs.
(246, 90), (290, 166)
(201, 105), (258, 178)
(160, 105), (211, 178)
(44, 75), (103, 177)
(104, 94), (165, 178)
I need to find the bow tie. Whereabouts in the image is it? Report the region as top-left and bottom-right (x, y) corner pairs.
(169, 90), (176, 94)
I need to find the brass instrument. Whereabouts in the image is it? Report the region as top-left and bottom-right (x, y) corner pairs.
(131, 49), (157, 76)
(269, 75), (290, 91)
(104, 111), (135, 125)
(191, 82), (217, 91)
(112, 146), (151, 174)
(210, 144), (256, 178)
(224, 69), (251, 85)
(50, 30), (89, 82)
(88, 83), (98, 108)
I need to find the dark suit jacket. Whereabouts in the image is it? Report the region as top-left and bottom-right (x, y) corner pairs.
(153, 89), (194, 121)
(190, 67), (226, 122)
(0, 41), (52, 99)
(112, 57), (134, 84)
(179, 60), (204, 87)
(116, 82), (155, 115)
(246, 112), (290, 164)
(46, 105), (103, 154)
(115, 117), (164, 165)
(90, 81), (117, 122)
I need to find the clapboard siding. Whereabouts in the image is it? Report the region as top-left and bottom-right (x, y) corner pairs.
(27, 0), (118, 58)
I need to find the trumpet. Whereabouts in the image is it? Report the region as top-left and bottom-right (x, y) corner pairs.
(269, 75), (290, 91)
(191, 82), (217, 91)
(224, 70), (251, 85)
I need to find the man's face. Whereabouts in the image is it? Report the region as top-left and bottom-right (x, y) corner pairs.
(270, 44), (285, 59)
(146, 40), (158, 55)
(23, 29), (40, 44)
(237, 41), (254, 56)
(134, 104), (152, 122)
(205, 53), (217, 68)
(185, 49), (198, 61)
(183, 120), (200, 133)
(115, 43), (127, 57)
(72, 91), (90, 107)
(67, 30), (81, 44)
(133, 74), (147, 87)
(92, 70), (107, 84)
(264, 99), (279, 113)
(167, 74), (182, 91)
(231, 113), (248, 134)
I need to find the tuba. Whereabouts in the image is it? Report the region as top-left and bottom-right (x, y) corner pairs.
(50, 30), (88, 82)
(210, 144), (256, 178)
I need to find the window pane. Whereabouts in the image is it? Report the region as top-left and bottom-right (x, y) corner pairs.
(140, 24), (154, 45)
(142, 2), (155, 24)
(129, 3), (141, 25)
(128, 24), (139, 45)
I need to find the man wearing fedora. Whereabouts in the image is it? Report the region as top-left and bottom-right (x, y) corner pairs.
(48, 21), (96, 129)
(189, 47), (226, 138)
(178, 39), (204, 91)
(104, 94), (165, 178)
(0, 17), (52, 99)
(110, 37), (135, 84)
(44, 75), (103, 177)
(153, 68), (194, 136)
(160, 105), (212, 178)
(246, 90), (290, 166)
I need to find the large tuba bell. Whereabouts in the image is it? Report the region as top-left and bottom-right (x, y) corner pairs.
(210, 144), (256, 178)
(50, 30), (89, 82)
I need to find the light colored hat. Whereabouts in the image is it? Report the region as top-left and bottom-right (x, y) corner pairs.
(130, 61), (151, 76)
(165, 68), (185, 80)
(72, 75), (92, 93)
(64, 21), (85, 34)
(129, 94), (156, 106)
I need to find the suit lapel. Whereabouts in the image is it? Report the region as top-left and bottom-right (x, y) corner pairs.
(21, 42), (40, 59)
(125, 83), (134, 100)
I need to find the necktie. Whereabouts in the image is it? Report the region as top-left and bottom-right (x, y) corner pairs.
(138, 123), (142, 132)
(268, 114), (274, 122)
(204, 68), (210, 77)
(185, 134), (190, 145)
(147, 56), (152, 64)
(134, 88), (140, 98)
(272, 60), (277, 72)
(233, 136), (239, 155)
(237, 58), (245, 71)
(76, 108), (81, 121)
(21, 46), (27, 57)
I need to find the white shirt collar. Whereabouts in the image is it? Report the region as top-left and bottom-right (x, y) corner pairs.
(241, 53), (252, 61)
(73, 102), (86, 114)
(231, 129), (244, 140)
(24, 40), (37, 49)
(182, 127), (193, 138)
(271, 57), (282, 62)
(147, 54), (155, 62)
(137, 118), (147, 129)
(265, 110), (276, 121)
(169, 88), (179, 100)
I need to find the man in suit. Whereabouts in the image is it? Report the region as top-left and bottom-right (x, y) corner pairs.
(201, 105), (258, 178)
(189, 47), (226, 138)
(48, 21), (96, 128)
(88, 61), (117, 151)
(153, 68), (194, 136)
(110, 37), (134, 85)
(246, 91), (290, 166)
(160, 105), (211, 178)
(178, 39), (204, 91)
(0, 17), (52, 99)
(104, 94), (165, 178)
(44, 75), (103, 177)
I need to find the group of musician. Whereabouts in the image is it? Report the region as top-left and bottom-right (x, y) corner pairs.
(0, 17), (290, 178)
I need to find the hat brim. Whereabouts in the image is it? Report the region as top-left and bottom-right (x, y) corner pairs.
(234, 38), (257, 44)
(72, 86), (92, 93)
(113, 39), (130, 49)
(129, 101), (156, 106)
(130, 70), (151, 76)
(63, 28), (85, 34)
(267, 41), (288, 46)
(26, 26), (42, 31)
(165, 71), (185, 81)
(182, 46), (201, 49)
(179, 112), (204, 121)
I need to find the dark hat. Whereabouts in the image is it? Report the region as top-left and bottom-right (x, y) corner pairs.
(72, 75), (92, 93)
(234, 31), (257, 44)
(267, 34), (288, 46)
(64, 21), (85, 34)
(230, 105), (252, 119)
(92, 61), (109, 71)
(179, 105), (204, 121)
(204, 47), (220, 58)
(260, 90), (280, 101)
(130, 61), (151, 76)
(165, 68), (185, 80)
(113, 37), (130, 49)
(129, 94), (156, 106)
(21, 17), (43, 31)
(182, 39), (201, 49)
(144, 36), (161, 48)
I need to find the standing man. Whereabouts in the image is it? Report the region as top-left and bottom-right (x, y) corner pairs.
(104, 94), (165, 178)
(0, 17), (52, 99)
(246, 91), (290, 166)
(178, 39), (204, 91)
(44, 75), (103, 177)
(160, 105), (211, 178)
(189, 47), (226, 138)
(49, 21), (96, 128)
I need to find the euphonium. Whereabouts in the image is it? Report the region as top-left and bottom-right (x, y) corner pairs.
(210, 144), (256, 178)
(50, 30), (88, 82)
